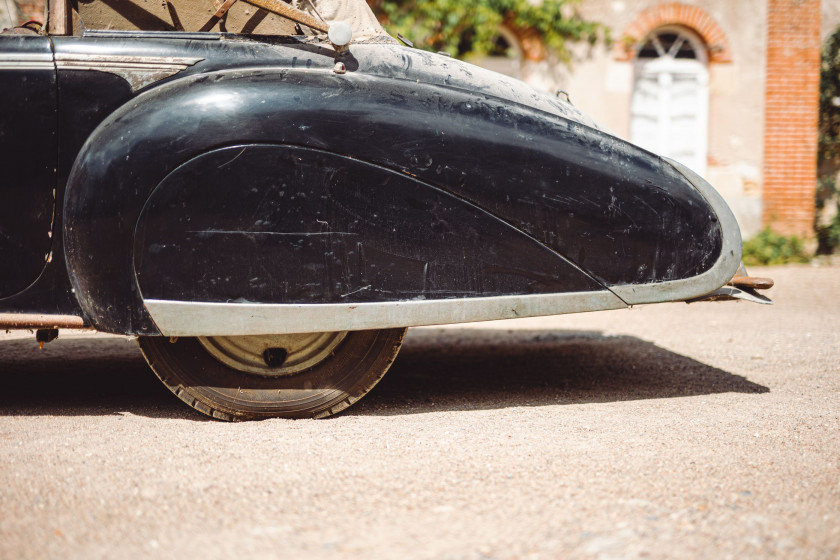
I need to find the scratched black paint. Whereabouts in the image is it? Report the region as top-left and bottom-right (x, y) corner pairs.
(0, 36), (56, 298)
(0, 32), (724, 333)
(134, 146), (603, 303)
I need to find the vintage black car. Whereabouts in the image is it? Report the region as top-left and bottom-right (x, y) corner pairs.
(0, 0), (771, 420)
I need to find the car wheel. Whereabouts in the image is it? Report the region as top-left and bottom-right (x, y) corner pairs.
(137, 328), (406, 420)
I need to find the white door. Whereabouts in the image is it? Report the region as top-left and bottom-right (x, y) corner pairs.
(630, 29), (709, 177)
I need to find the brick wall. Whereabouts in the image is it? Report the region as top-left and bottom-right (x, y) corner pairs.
(617, 2), (733, 63)
(763, 0), (821, 237)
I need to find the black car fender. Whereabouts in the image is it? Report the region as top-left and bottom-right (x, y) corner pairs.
(64, 64), (735, 334)
(133, 143), (609, 304)
(64, 67), (609, 333)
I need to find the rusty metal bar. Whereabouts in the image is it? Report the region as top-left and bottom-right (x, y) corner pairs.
(729, 276), (774, 290)
(0, 313), (89, 329)
(199, 0), (239, 32)
(213, 0), (239, 19)
(239, 0), (329, 33)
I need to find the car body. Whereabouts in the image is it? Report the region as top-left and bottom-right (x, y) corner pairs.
(0, 0), (770, 420)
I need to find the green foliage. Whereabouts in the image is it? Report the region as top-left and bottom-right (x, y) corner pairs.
(819, 218), (840, 250)
(372, 0), (606, 61)
(817, 27), (840, 253)
(742, 227), (811, 266)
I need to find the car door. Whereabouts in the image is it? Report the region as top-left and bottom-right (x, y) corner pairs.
(0, 34), (58, 298)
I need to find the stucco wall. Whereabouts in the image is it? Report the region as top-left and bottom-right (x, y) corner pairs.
(1, 0), (21, 28)
(822, 0), (840, 41)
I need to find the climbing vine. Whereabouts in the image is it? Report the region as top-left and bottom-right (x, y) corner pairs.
(371, 0), (606, 61)
(818, 27), (840, 253)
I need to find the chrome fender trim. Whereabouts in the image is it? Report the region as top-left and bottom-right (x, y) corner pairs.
(144, 291), (626, 336)
(609, 159), (743, 305)
(54, 53), (203, 92)
(0, 52), (53, 70)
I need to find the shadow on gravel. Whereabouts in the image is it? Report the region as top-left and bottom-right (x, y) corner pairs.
(349, 328), (769, 416)
(0, 328), (768, 419)
(0, 336), (202, 420)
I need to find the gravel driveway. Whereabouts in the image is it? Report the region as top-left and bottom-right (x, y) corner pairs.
(1, 264), (838, 559)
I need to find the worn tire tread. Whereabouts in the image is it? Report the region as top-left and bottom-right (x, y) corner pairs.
(138, 328), (406, 421)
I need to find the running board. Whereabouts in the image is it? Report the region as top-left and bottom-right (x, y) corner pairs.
(144, 291), (627, 336)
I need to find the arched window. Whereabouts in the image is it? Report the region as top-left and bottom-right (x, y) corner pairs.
(630, 27), (709, 176)
(475, 26), (525, 80)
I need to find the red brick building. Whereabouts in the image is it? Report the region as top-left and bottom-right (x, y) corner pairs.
(762, 0), (822, 237)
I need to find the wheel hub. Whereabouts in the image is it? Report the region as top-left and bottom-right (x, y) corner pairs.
(197, 332), (348, 377)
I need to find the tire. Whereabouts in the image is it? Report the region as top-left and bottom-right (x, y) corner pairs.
(137, 328), (406, 421)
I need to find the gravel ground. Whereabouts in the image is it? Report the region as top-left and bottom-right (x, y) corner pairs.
(0, 264), (838, 560)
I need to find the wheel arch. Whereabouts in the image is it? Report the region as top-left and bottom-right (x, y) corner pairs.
(62, 68), (341, 334)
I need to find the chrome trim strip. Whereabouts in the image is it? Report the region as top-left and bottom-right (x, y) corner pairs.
(84, 30), (222, 40)
(0, 53), (53, 62)
(55, 53), (204, 66)
(0, 62), (55, 70)
(609, 159), (743, 305)
(55, 54), (203, 91)
(145, 291), (626, 336)
(0, 52), (53, 70)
